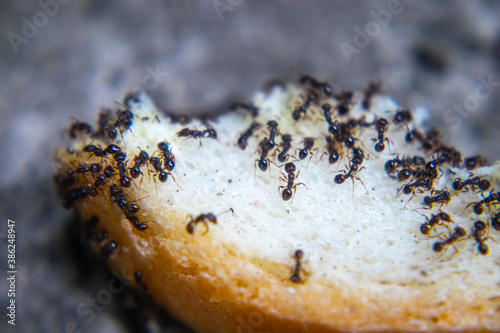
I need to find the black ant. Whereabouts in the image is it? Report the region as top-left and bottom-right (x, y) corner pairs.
(177, 127), (216, 145)
(66, 164), (90, 178)
(322, 135), (341, 164)
(350, 147), (365, 166)
(373, 118), (389, 152)
(237, 122), (261, 150)
(148, 157), (169, 183)
(106, 109), (134, 141)
(322, 103), (334, 127)
(471, 220), (490, 255)
(101, 240), (118, 258)
(432, 226), (466, 253)
(466, 191), (500, 215)
(115, 161), (132, 188)
(491, 213), (500, 231)
(255, 138), (273, 172)
(129, 150), (149, 179)
(335, 91), (353, 115)
(277, 134), (293, 163)
(392, 108), (413, 126)
(452, 177), (491, 192)
(69, 121), (92, 138)
(125, 215), (148, 231)
(464, 155), (486, 170)
(62, 187), (88, 208)
(362, 81), (382, 111)
(297, 137), (315, 160)
(334, 162), (368, 196)
(265, 120), (279, 150)
(157, 141), (175, 172)
(103, 165), (116, 179)
(186, 213), (217, 235)
(83, 144), (107, 159)
(419, 212), (453, 235)
(289, 249), (304, 283)
(123, 91), (140, 109)
(231, 102), (259, 117)
(177, 127), (205, 143)
(405, 128), (425, 144)
(401, 178), (433, 195)
(278, 162), (307, 202)
(299, 75), (333, 96)
(423, 189), (451, 209)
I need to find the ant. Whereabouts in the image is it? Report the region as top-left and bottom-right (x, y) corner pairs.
(129, 150), (149, 179)
(255, 137), (273, 172)
(373, 118), (390, 152)
(115, 160), (132, 188)
(69, 121), (92, 138)
(277, 134), (293, 163)
(322, 135), (341, 164)
(125, 215), (148, 231)
(471, 220), (490, 255)
(289, 249), (304, 283)
(401, 178), (433, 195)
(66, 164), (90, 178)
(452, 177), (490, 192)
(419, 212), (453, 235)
(62, 187), (88, 208)
(177, 127), (216, 145)
(106, 109), (134, 141)
(362, 81), (382, 111)
(432, 226), (466, 253)
(299, 75), (333, 96)
(350, 147), (366, 166)
(423, 189), (451, 209)
(237, 122), (261, 150)
(322, 103), (334, 127)
(231, 102), (259, 117)
(278, 162), (307, 202)
(297, 137), (315, 160)
(464, 155), (485, 170)
(83, 144), (107, 159)
(186, 213), (217, 235)
(265, 120), (279, 150)
(466, 191), (500, 215)
(291, 94), (314, 121)
(405, 128), (425, 144)
(491, 213), (500, 231)
(148, 157), (170, 183)
(157, 141), (175, 172)
(335, 91), (353, 115)
(392, 108), (413, 126)
(334, 162), (368, 196)
(101, 240), (118, 259)
(103, 165), (116, 179)
(123, 91), (140, 109)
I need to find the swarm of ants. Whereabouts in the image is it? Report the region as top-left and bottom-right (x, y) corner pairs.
(233, 75), (499, 261)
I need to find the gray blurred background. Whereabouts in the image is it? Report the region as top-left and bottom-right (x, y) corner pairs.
(1, 1), (499, 332)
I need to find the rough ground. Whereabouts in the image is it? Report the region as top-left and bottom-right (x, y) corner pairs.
(0, 1), (499, 332)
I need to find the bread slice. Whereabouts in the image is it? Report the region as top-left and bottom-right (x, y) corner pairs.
(55, 81), (500, 332)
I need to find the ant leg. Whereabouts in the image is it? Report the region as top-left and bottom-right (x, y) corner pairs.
(168, 173), (183, 190)
(201, 221), (209, 235)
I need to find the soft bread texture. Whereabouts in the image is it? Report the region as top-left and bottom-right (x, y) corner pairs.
(55, 84), (500, 332)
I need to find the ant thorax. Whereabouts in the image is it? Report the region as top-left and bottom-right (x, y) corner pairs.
(54, 78), (500, 322)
